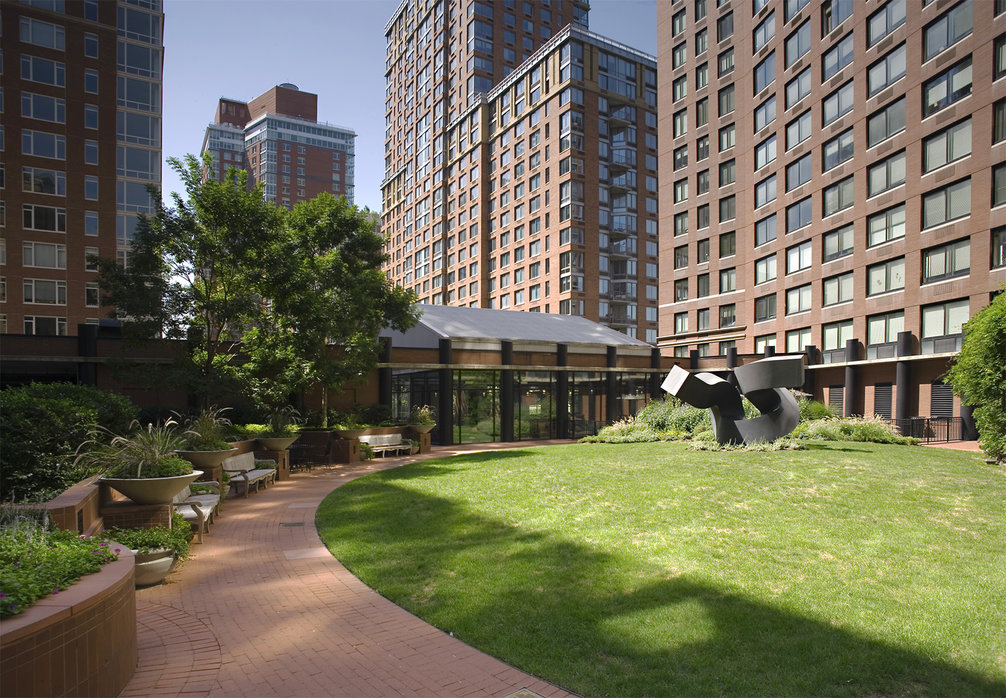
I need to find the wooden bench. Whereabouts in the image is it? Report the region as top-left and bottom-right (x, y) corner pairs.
(358, 433), (413, 457)
(172, 481), (222, 543)
(222, 452), (277, 498)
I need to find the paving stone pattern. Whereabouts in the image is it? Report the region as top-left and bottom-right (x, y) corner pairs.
(123, 442), (574, 698)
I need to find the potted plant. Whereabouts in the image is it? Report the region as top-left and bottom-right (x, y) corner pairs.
(408, 405), (437, 434)
(104, 512), (191, 587)
(174, 406), (238, 470)
(332, 411), (367, 439)
(75, 420), (203, 505)
(256, 405), (302, 451)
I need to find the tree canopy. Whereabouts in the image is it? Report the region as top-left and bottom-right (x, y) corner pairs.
(946, 289), (1006, 462)
(98, 154), (417, 414)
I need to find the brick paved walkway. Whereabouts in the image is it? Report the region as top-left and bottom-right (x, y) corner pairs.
(121, 442), (575, 698)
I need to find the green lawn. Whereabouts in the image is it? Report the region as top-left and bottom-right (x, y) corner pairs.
(316, 442), (1006, 697)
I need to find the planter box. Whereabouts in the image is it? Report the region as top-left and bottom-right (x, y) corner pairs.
(0, 549), (137, 697)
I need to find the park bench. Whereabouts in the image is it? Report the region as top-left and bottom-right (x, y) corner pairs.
(358, 433), (413, 457)
(222, 452), (277, 498)
(172, 481), (222, 543)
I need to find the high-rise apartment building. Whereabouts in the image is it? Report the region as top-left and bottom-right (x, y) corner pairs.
(658, 0), (1006, 422)
(1, 0), (163, 337)
(201, 83), (356, 207)
(381, 0), (660, 342)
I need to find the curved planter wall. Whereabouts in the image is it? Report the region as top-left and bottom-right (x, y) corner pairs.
(0, 548), (137, 697)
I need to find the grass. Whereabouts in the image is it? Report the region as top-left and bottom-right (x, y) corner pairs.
(316, 442), (1006, 697)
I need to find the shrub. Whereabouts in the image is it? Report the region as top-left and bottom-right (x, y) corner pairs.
(104, 511), (191, 558)
(74, 420), (190, 479)
(0, 383), (137, 503)
(791, 416), (918, 445)
(689, 431), (805, 451)
(798, 398), (835, 422)
(635, 396), (682, 430)
(0, 510), (119, 618)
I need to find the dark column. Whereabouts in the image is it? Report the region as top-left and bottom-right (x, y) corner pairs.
(437, 339), (453, 446)
(650, 347), (663, 398)
(895, 330), (914, 423)
(844, 338), (859, 417)
(689, 349), (699, 369)
(76, 323), (98, 386)
(605, 346), (619, 424)
(556, 343), (569, 439)
(802, 344), (818, 396)
(961, 404), (979, 441)
(500, 341), (514, 442)
(378, 337), (393, 412)
(726, 346), (739, 387)
(764, 345), (776, 358)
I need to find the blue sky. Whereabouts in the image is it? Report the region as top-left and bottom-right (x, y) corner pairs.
(161, 0), (657, 211)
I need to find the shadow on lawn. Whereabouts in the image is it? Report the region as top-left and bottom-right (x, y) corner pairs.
(318, 476), (1004, 698)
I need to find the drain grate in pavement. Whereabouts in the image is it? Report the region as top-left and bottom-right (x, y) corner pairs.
(279, 522), (304, 527)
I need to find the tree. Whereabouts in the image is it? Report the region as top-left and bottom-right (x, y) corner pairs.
(97, 154), (285, 404)
(946, 289), (1006, 462)
(258, 193), (418, 426)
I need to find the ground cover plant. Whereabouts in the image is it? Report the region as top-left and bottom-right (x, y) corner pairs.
(317, 442), (1005, 697)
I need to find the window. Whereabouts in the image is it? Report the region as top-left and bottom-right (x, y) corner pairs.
(20, 17), (65, 50)
(997, 34), (1006, 80)
(674, 145), (689, 170)
(922, 238), (970, 283)
(868, 97), (905, 146)
(755, 294), (777, 322)
(719, 303), (736, 328)
(84, 32), (99, 58)
(787, 197), (812, 232)
(696, 97), (709, 127)
(755, 334), (777, 353)
(868, 204), (906, 246)
(755, 135), (777, 170)
(822, 0), (853, 34)
(85, 211), (98, 236)
(675, 212), (689, 236)
(672, 9), (687, 36)
(755, 96), (776, 132)
(719, 159), (736, 186)
(720, 268), (736, 292)
(697, 169), (710, 195)
(718, 48), (735, 77)
(822, 129), (854, 172)
(786, 21), (811, 68)
(786, 284), (812, 314)
(673, 42), (688, 69)
(786, 68), (811, 109)
(867, 257), (906, 295)
(699, 205), (711, 228)
(674, 312), (689, 334)
(786, 0), (810, 21)
(22, 241), (66, 269)
(823, 320), (854, 353)
(719, 195), (736, 222)
(23, 279), (67, 305)
(697, 309), (710, 331)
(922, 178), (971, 229)
(717, 12), (734, 41)
(786, 327), (812, 353)
(674, 178), (689, 203)
(21, 55), (65, 87)
(22, 204), (66, 232)
(824, 224), (854, 261)
(869, 0), (906, 47)
(823, 81), (854, 126)
(85, 105), (98, 129)
(84, 69), (99, 94)
(868, 150), (906, 197)
(997, 99), (1006, 144)
(22, 130), (66, 159)
(697, 238), (710, 263)
(868, 311), (905, 348)
(756, 175), (777, 208)
(924, 119), (972, 173)
(697, 273), (710, 297)
(754, 52), (776, 94)
(718, 85), (735, 116)
(673, 76), (688, 102)
(755, 215), (777, 246)
(786, 110), (812, 150)
(786, 154), (812, 191)
(755, 254), (777, 284)
(868, 44), (906, 97)
(720, 231), (736, 258)
(675, 278), (689, 301)
(696, 135), (709, 161)
(921, 299), (969, 351)
(21, 93), (66, 123)
(823, 176), (855, 217)
(823, 33), (854, 80)
(924, 1), (973, 61)
(85, 282), (100, 308)
(84, 175), (99, 200)
(696, 28), (708, 55)
(923, 57), (972, 117)
(754, 12), (775, 52)
(22, 167), (66, 196)
(673, 110), (688, 138)
(823, 271), (854, 306)
(992, 227), (1006, 269)
(787, 240), (812, 274)
(674, 245), (689, 269)
(719, 124), (735, 151)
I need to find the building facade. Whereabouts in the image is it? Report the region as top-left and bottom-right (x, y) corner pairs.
(1, 0), (163, 337)
(657, 0), (1006, 423)
(381, 0), (661, 343)
(201, 83), (356, 207)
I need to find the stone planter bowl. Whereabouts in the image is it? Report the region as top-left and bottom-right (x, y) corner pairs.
(99, 471), (203, 505)
(175, 448), (237, 470)
(133, 548), (178, 587)
(256, 435), (299, 451)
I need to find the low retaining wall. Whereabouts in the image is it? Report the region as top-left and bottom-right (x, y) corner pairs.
(0, 549), (137, 697)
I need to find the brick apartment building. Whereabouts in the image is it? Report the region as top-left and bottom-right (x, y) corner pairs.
(1, 0), (163, 337)
(657, 0), (1006, 423)
(381, 0), (660, 343)
(201, 83), (356, 207)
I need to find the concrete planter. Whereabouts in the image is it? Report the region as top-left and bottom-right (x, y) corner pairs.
(99, 471), (203, 505)
(256, 435), (299, 451)
(175, 447), (238, 470)
(408, 424), (436, 434)
(133, 548), (178, 587)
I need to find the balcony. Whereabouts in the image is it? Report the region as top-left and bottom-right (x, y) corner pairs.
(920, 333), (962, 355)
(867, 341), (898, 360)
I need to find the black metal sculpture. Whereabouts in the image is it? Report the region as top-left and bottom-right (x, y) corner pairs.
(661, 356), (805, 445)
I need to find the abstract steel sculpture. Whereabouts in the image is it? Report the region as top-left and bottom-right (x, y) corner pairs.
(661, 355), (805, 445)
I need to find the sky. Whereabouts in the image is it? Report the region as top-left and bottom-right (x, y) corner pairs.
(161, 0), (658, 212)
